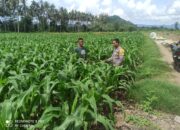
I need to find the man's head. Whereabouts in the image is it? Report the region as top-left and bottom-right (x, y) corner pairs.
(78, 38), (84, 48)
(112, 38), (120, 48)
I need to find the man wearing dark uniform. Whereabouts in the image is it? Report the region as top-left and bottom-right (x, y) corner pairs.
(75, 38), (88, 59)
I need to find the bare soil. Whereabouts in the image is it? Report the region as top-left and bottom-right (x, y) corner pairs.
(158, 32), (180, 41)
(115, 104), (180, 130)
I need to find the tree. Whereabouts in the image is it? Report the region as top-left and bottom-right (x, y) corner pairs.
(29, 0), (41, 31)
(0, 0), (136, 32)
(59, 7), (68, 32)
(175, 22), (179, 30)
(114, 22), (120, 31)
(20, 15), (32, 32)
(75, 21), (81, 32)
(20, 0), (28, 32)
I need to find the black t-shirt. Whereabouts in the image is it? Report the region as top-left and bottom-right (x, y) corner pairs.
(75, 47), (88, 58)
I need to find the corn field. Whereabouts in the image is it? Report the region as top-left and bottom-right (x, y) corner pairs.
(0, 32), (144, 130)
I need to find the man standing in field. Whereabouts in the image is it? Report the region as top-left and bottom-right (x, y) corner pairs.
(106, 38), (125, 66)
(75, 38), (88, 59)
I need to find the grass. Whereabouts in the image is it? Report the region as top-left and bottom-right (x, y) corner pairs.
(129, 33), (180, 115)
(136, 34), (170, 79)
(125, 115), (160, 130)
(129, 80), (180, 115)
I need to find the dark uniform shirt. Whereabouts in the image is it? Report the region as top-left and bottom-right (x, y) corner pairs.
(75, 47), (88, 59)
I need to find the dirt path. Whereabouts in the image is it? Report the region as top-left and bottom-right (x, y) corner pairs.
(158, 32), (180, 41)
(155, 38), (180, 85)
(115, 36), (180, 130)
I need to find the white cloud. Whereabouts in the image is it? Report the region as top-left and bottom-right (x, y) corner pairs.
(167, 0), (180, 15)
(112, 8), (124, 16)
(168, 8), (176, 15)
(116, 0), (179, 25)
(27, 0), (180, 25)
(102, 0), (112, 6)
(99, 7), (111, 14)
(77, 0), (100, 12)
(54, 0), (101, 13)
(118, 0), (158, 16)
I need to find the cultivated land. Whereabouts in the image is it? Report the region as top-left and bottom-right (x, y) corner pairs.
(0, 32), (144, 130)
(0, 32), (180, 130)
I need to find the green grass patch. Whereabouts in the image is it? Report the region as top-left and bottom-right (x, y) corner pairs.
(125, 114), (160, 129)
(130, 33), (180, 115)
(129, 80), (180, 115)
(136, 35), (170, 79)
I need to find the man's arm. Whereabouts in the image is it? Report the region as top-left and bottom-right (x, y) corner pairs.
(106, 56), (113, 62)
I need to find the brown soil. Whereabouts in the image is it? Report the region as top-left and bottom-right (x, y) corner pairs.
(158, 32), (180, 41)
(115, 104), (180, 130)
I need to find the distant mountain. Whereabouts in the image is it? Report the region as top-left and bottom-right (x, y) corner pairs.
(107, 15), (137, 29)
(90, 15), (137, 31)
(108, 15), (135, 27)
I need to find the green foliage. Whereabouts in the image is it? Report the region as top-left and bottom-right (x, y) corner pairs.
(125, 115), (160, 130)
(139, 92), (158, 113)
(90, 15), (137, 32)
(125, 115), (151, 127)
(175, 22), (179, 30)
(136, 34), (170, 79)
(0, 32), (144, 129)
(130, 80), (180, 115)
(129, 34), (180, 115)
(0, 0), (136, 32)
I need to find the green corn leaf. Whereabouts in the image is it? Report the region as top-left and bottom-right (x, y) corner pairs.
(0, 100), (14, 130)
(53, 116), (76, 130)
(71, 94), (79, 114)
(86, 95), (97, 117)
(29, 106), (60, 130)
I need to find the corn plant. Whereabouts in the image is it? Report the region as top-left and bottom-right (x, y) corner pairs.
(0, 32), (144, 130)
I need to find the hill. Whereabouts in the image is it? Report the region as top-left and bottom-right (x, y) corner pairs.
(90, 15), (137, 32)
(107, 15), (136, 29)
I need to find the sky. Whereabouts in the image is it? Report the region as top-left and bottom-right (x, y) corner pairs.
(27, 0), (180, 25)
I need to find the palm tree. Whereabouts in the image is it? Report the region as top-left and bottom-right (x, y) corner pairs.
(21, 0), (28, 31)
(29, 0), (41, 31)
(175, 22), (179, 30)
(59, 7), (68, 32)
(48, 4), (57, 31)
(6, 0), (19, 32)
(0, 0), (6, 31)
(69, 10), (77, 31)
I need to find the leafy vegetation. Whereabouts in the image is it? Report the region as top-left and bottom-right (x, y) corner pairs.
(125, 115), (160, 130)
(136, 35), (170, 79)
(90, 15), (136, 32)
(126, 115), (151, 127)
(129, 34), (180, 115)
(0, 1), (136, 32)
(130, 80), (180, 115)
(0, 32), (144, 129)
(139, 92), (158, 113)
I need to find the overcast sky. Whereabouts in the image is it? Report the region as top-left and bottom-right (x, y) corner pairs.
(27, 0), (180, 25)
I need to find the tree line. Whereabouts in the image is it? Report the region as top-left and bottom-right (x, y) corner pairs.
(0, 0), (137, 32)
